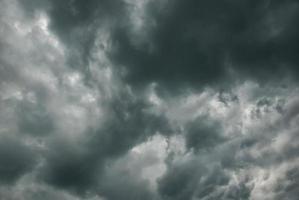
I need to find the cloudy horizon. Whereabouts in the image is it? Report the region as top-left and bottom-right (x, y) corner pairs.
(0, 0), (299, 199)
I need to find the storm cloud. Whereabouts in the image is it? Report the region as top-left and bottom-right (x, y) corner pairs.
(1, 0), (299, 199)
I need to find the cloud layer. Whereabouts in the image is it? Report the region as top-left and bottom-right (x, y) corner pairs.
(1, 0), (299, 199)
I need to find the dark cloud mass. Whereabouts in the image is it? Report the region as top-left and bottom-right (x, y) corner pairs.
(184, 116), (225, 151)
(1, 0), (299, 199)
(111, 0), (299, 89)
(0, 135), (37, 184)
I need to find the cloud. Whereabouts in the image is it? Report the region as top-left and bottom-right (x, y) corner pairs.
(0, 135), (37, 185)
(184, 116), (225, 151)
(156, 83), (299, 200)
(39, 94), (171, 193)
(97, 134), (167, 200)
(1, 0), (299, 199)
(110, 0), (299, 91)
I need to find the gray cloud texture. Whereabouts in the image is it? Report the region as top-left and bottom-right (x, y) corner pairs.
(0, 0), (299, 199)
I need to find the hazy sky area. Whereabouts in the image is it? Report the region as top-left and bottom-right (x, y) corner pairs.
(0, 0), (299, 199)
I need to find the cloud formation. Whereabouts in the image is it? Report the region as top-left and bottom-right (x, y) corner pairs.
(1, 0), (299, 199)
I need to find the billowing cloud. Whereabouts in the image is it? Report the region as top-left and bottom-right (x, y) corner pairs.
(1, 0), (299, 199)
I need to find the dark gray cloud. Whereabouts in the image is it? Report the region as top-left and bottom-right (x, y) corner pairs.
(0, 135), (37, 185)
(1, 0), (299, 199)
(110, 0), (299, 91)
(184, 116), (225, 151)
(19, 0), (299, 91)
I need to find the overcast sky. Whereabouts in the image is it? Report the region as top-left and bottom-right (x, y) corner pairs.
(0, 0), (299, 199)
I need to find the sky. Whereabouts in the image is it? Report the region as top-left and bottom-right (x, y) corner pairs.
(0, 0), (299, 199)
